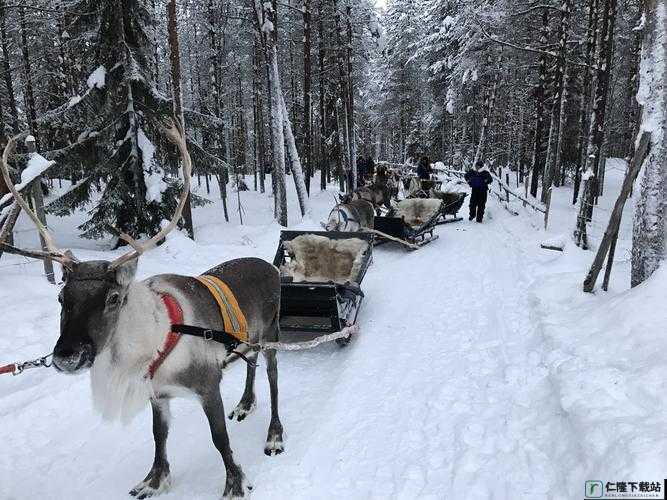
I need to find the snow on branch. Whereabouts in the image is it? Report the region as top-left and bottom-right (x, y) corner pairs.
(0, 153), (56, 207)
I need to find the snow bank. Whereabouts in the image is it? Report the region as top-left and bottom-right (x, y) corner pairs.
(533, 262), (667, 490)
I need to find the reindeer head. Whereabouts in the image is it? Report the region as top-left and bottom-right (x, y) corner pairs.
(338, 192), (353, 205)
(0, 120), (192, 374)
(54, 259), (137, 372)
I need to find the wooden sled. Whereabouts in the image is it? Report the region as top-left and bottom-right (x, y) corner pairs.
(273, 230), (374, 346)
(373, 199), (444, 250)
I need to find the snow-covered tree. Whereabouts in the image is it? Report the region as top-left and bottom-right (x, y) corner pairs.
(631, 0), (667, 286)
(41, 0), (181, 242)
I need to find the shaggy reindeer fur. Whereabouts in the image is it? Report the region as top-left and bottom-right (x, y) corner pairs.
(326, 199), (375, 232)
(53, 257), (283, 499)
(395, 198), (443, 228)
(281, 234), (369, 283)
(342, 182), (393, 212)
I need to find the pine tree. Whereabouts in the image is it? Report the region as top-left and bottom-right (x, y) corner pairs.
(42, 0), (182, 242)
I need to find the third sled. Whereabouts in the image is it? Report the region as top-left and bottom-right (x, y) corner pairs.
(432, 191), (467, 224)
(373, 198), (446, 249)
(273, 230), (374, 346)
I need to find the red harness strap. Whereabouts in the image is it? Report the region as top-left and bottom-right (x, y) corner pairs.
(146, 294), (184, 379)
(0, 363), (16, 375)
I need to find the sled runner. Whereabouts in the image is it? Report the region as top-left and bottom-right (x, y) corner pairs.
(373, 198), (445, 249)
(273, 230), (374, 345)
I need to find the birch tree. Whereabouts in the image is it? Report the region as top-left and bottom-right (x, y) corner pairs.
(631, 0), (667, 286)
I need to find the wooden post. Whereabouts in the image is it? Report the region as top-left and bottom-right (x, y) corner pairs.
(25, 136), (55, 283)
(601, 227), (619, 291)
(0, 202), (20, 258)
(544, 187), (552, 230)
(582, 131), (651, 292)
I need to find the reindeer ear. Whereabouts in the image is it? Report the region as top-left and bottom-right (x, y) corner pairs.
(113, 258), (138, 286)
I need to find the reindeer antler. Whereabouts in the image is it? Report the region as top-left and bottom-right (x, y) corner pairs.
(0, 135), (77, 269)
(109, 118), (193, 269)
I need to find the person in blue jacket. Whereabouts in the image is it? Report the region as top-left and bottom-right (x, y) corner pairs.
(464, 162), (493, 222)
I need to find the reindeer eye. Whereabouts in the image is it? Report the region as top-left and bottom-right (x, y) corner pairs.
(106, 292), (121, 307)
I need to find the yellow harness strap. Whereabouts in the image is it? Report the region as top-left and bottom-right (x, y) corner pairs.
(196, 275), (249, 342)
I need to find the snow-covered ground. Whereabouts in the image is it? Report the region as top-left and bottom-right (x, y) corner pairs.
(1, 163), (666, 499)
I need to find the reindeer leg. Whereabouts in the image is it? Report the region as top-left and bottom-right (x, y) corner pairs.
(130, 398), (172, 499)
(263, 321), (284, 456)
(201, 387), (251, 499)
(228, 352), (258, 421)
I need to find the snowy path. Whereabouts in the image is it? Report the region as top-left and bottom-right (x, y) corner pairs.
(1, 199), (580, 500)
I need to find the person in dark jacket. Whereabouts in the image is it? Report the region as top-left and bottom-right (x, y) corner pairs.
(366, 156), (375, 181)
(464, 162), (493, 222)
(356, 156), (367, 185)
(416, 155), (433, 180)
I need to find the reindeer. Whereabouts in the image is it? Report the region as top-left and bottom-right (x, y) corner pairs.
(324, 198), (375, 232)
(341, 167), (395, 215)
(0, 122), (282, 499)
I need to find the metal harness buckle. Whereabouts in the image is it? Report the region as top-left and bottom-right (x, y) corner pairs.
(203, 329), (214, 341)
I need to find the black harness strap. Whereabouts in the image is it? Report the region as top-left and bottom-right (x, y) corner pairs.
(171, 324), (257, 366)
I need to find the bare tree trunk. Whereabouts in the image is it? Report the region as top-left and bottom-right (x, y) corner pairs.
(345, 1), (357, 190)
(331, 0), (352, 191)
(624, 9), (643, 162)
(529, 8), (549, 197)
(632, 0), (667, 286)
(555, 64), (570, 187)
(473, 53), (500, 168)
(19, 6), (38, 148)
(0, 0), (18, 134)
(575, 0), (617, 247)
(208, 0), (229, 222)
(318, 3), (328, 191)
(167, 0), (195, 239)
(253, 36), (266, 193)
(281, 94), (309, 217)
(542, 0), (572, 203)
(334, 99), (345, 192)
(251, 0), (288, 225)
(574, 0), (600, 205)
(268, 45), (288, 226)
(303, 0), (313, 195)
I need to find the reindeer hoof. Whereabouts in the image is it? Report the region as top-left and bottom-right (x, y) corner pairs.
(129, 470), (171, 498)
(264, 434), (284, 456)
(222, 472), (252, 499)
(228, 399), (256, 422)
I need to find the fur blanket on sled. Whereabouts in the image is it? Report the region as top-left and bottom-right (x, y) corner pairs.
(395, 198), (443, 228)
(281, 234), (369, 283)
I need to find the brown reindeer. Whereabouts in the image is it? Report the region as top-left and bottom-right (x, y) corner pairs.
(0, 122), (282, 499)
(341, 166), (396, 214)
